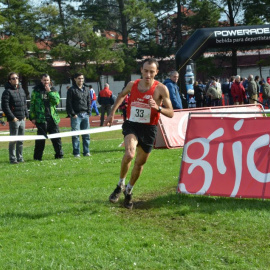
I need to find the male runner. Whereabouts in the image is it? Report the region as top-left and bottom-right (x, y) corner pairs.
(105, 58), (174, 209)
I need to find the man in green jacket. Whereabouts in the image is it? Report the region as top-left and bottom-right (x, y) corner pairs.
(30, 74), (64, 160)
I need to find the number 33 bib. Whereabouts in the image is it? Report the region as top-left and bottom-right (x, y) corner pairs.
(129, 101), (151, 123)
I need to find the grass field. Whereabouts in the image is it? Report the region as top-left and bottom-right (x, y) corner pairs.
(0, 128), (270, 269)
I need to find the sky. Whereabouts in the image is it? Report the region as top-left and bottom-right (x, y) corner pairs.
(30, 0), (80, 8)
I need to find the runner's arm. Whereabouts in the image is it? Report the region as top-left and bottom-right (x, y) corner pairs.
(151, 84), (174, 118)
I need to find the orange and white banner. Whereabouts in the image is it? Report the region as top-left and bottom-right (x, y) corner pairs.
(178, 117), (270, 199)
(155, 104), (264, 149)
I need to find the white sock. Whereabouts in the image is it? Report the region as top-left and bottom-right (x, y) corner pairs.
(118, 178), (125, 188)
(126, 183), (133, 194)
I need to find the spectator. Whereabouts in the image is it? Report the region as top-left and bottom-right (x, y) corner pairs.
(231, 75), (245, 105)
(1, 72), (28, 164)
(228, 76), (235, 105)
(222, 78), (230, 105)
(207, 80), (222, 107)
(205, 76), (216, 106)
(216, 78), (222, 106)
(30, 74), (64, 161)
(89, 85), (99, 116)
(66, 73), (91, 157)
(163, 71), (183, 109)
(242, 77), (249, 90)
(247, 75), (258, 104)
(194, 81), (204, 107)
(255, 76), (260, 94)
(260, 80), (270, 109)
(119, 93), (129, 122)
(98, 83), (114, 126)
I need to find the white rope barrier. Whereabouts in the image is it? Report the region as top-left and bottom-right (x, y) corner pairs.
(0, 125), (122, 142)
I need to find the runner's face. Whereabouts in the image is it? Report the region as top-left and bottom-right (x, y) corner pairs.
(141, 62), (158, 83)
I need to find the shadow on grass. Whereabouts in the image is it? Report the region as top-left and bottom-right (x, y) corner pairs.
(133, 191), (270, 214)
(2, 191), (270, 219)
(0, 203), (103, 220)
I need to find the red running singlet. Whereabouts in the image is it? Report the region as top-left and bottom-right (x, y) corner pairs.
(127, 79), (160, 125)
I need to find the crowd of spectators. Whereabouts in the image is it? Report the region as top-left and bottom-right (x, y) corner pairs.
(186, 75), (270, 109)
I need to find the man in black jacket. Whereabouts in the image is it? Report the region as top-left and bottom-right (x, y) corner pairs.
(1, 72), (28, 164)
(66, 73), (91, 157)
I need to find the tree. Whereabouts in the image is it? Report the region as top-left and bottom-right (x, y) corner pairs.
(207, 0), (245, 75)
(146, 0), (190, 52)
(242, 0), (270, 25)
(78, 0), (156, 83)
(0, 0), (49, 95)
(49, 19), (125, 89)
(0, 0), (41, 37)
(188, 0), (221, 29)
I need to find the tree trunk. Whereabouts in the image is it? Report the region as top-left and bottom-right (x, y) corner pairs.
(227, 0), (238, 75)
(118, 0), (128, 45)
(56, 0), (68, 44)
(118, 0), (131, 84)
(176, 0), (183, 47)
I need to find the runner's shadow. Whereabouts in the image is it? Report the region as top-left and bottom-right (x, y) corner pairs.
(133, 192), (270, 213)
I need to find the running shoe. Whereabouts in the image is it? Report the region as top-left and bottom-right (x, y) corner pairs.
(109, 185), (123, 203)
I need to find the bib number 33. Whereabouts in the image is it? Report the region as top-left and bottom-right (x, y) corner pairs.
(130, 103), (151, 123)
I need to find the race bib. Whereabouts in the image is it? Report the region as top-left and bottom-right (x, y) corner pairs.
(129, 102), (151, 123)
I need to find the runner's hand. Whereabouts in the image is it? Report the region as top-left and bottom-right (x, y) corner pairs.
(105, 115), (114, 127)
(148, 97), (158, 110)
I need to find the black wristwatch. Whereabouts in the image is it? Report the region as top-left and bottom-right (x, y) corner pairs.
(157, 106), (162, 112)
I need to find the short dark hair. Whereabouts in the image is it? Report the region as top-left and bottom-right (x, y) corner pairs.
(41, 73), (50, 79)
(74, 73), (84, 79)
(89, 85), (92, 88)
(8, 72), (18, 81)
(142, 58), (159, 69)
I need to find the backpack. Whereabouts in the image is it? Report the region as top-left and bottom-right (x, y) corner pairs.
(208, 86), (221, 99)
(263, 83), (270, 98)
(216, 87), (222, 99)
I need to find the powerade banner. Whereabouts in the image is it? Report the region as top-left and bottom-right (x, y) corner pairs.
(176, 24), (270, 70)
(214, 27), (270, 45)
(177, 117), (270, 199)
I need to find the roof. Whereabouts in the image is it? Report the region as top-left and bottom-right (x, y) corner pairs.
(102, 30), (135, 45)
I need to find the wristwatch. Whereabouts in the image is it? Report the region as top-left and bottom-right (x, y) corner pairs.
(157, 106), (162, 112)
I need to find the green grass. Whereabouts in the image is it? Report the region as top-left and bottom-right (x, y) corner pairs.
(0, 130), (270, 269)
